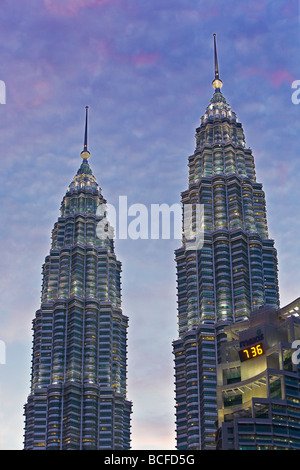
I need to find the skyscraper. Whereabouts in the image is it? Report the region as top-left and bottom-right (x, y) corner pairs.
(24, 108), (132, 450)
(173, 35), (279, 449)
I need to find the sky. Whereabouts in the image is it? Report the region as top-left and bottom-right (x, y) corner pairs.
(0, 0), (299, 451)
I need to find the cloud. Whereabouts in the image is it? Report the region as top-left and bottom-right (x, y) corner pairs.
(130, 52), (160, 68)
(270, 69), (295, 88)
(242, 66), (295, 88)
(43, 0), (113, 16)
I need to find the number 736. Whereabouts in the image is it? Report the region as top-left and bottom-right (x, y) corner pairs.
(244, 344), (263, 358)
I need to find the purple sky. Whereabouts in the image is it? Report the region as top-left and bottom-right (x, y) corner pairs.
(0, 0), (299, 450)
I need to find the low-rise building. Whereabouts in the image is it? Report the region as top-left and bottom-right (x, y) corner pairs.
(216, 298), (300, 450)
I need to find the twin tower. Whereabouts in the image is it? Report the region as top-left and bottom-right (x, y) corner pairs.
(23, 35), (279, 450)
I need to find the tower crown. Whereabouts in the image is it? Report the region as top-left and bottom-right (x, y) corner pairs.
(65, 107), (101, 200)
(201, 35), (238, 125)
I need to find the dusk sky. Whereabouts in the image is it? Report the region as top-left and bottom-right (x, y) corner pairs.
(0, 0), (299, 450)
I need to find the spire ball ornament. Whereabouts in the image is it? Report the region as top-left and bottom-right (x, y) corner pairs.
(81, 105), (91, 160)
(212, 33), (223, 91)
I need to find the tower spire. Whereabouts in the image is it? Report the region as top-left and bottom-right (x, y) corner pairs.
(81, 105), (90, 160)
(212, 33), (223, 92)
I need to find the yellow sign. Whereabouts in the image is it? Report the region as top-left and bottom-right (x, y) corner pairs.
(239, 343), (264, 362)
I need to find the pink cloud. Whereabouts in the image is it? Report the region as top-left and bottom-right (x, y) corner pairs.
(270, 69), (295, 88)
(131, 52), (160, 67)
(31, 79), (54, 106)
(8, 63), (54, 109)
(43, 0), (113, 16)
(281, 0), (297, 20)
(243, 66), (295, 89)
(87, 38), (160, 68)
